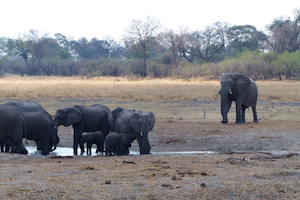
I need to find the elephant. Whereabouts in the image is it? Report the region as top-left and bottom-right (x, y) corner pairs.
(105, 132), (135, 156)
(0, 104), (28, 154)
(80, 131), (105, 155)
(6, 100), (46, 112)
(115, 109), (155, 154)
(53, 104), (114, 155)
(217, 73), (258, 124)
(22, 111), (59, 155)
(6, 101), (59, 155)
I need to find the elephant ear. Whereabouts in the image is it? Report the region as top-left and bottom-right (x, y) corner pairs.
(65, 107), (82, 126)
(129, 112), (141, 134)
(234, 74), (251, 94)
(146, 111), (155, 131)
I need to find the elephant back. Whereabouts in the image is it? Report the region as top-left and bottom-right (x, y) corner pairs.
(115, 110), (135, 134)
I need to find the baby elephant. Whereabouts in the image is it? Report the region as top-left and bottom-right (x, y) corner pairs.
(105, 132), (135, 156)
(80, 132), (104, 155)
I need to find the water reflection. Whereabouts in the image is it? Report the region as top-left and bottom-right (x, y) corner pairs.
(26, 146), (215, 157)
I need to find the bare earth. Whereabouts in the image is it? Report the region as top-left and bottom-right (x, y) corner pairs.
(0, 101), (299, 200)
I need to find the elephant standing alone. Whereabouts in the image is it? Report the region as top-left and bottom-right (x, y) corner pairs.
(218, 73), (258, 124)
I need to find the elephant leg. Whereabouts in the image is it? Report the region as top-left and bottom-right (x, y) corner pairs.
(235, 100), (243, 124)
(221, 101), (232, 123)
(252, 106), (258, 122)
(80, 143), (85, 154)
(241, 106), (246, 123)
(73, 131), (82, 155)
(87, 143), (92, 155)
(41, 145), (50, 155)
(35, 141), (42, 151)
(17, 140), (28, 154)
(135, 134), (143, 154)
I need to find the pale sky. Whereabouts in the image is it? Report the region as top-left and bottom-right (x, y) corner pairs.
(0, 0), (299, 41)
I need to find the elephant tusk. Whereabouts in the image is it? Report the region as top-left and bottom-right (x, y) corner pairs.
(140, 132), (143, 136)
(214, 92), (220, 96)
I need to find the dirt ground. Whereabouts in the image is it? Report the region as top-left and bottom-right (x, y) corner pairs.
(0, 101), (299, 200)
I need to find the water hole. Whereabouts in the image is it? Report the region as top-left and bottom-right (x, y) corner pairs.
(26, 146), (215, 157)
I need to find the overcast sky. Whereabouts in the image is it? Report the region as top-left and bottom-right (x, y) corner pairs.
(1, 0), (299, 41)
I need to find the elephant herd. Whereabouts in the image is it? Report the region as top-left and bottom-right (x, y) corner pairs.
(0, 73), (258, 156)
(0, 101), (155, 156)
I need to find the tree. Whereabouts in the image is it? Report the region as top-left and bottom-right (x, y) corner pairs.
(227, 25), (267, 56)
(25, 30), (51, 75)
(183, 22), (227, 63)
(158, 29), (185, 68)
(272, 51), (300, 79)
(124, 16), (161, 77)
(267, 11), (300, 53)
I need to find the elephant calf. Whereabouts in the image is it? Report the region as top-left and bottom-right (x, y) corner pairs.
(80, 132), (105, 155)
(105, 132), (135, 156)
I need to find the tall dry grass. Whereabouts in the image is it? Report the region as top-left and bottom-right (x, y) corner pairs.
(0, 75), (299, 102)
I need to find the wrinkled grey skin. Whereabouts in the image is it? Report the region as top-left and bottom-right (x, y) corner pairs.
(115, 109), (155, 155)
(6, 101), (46, 112)
(80, 131), (105, 155)
(105, 132), (135, 156)
(22, 111), (59, 155)
(218, 73), (258, 124)
(53, 104), (114, 155)
(6, 101), (59, 154)
(0, 104), (28, 154)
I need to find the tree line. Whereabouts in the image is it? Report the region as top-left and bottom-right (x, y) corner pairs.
(0, 11), (300, 80)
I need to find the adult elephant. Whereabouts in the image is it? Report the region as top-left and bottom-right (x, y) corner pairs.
(22, 111), (59, 155)
(6, 101), (46, 112)
(217, 73), (258, 124)
(53, 104), (114, 155)
(6, 101), (59, 155)
(0, 104), (28, 154)
(115, 109), (155, 154)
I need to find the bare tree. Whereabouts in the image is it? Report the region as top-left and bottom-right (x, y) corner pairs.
(124, 16), (161, 76)
(26, 30), (49, 75)
(266, 10), (300, 53)
(183, 22), (228, 63)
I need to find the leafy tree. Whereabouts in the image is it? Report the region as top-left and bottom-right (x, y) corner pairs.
(272, 51), (300, 79)
(227, 25), (267, 56)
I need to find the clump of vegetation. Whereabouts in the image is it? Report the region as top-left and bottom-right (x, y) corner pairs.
(0, 11), (300, 79)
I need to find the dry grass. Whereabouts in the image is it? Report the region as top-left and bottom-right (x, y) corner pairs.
(0, 75), (299, 102)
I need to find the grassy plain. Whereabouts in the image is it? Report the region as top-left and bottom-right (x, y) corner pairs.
(0, 75), (299, 102)
(0, 76), (299, 199)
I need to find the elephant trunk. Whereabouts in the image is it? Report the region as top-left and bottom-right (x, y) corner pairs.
(141, 136), (151, 154)
(140, 126), (151, 154)
(220, 90), (231, 124)
(51, 143), (57, 152)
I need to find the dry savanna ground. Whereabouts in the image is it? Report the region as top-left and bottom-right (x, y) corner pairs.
(0, 76), (299, 200)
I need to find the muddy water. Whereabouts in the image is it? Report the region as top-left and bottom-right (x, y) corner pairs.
(26, 146), (215, 157)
